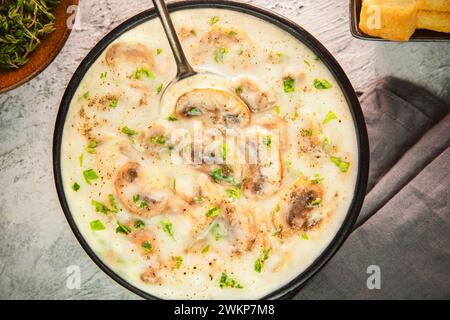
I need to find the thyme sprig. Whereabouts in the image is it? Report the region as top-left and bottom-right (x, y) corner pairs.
(0, 0), (59, 69)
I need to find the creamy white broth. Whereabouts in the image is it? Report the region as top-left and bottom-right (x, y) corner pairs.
(61, 8), (358, 299)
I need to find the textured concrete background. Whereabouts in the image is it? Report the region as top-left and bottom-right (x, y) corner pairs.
(0, 0), (449, 300)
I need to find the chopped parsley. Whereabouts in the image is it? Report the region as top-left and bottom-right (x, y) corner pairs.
(262, 135), (272, 147)
(330, 156), (350, 173)
(83, 169), (98, 185)
(311, 198), (322, 206)
(254, 249), (270, 273)
(308, 173), (324, 184)
(219, 272), (243, 289)
(214, 47), (229, 63)
(141, 241), (153, 253)
(79, 154), (84, 167)
(100, 72), (107, 79)
(186, 107), (202, 116)
(121, 126), (138, 136)
(304, 60), (311, 68)
(132, 67), (155, 80)
(274, 105), (281, 115)
(156, 48), (163, 55)
(91, 200), (109, 214)
(72, 182), (80, 192)
(108, 194), (119, 213)
(156, 83), (164, 94)
(211, 223), (224, 241)
(201, 245), (210, 253)
(81, 91), (90, 100)
(235, 86), (243, 94)
(323, 110), (338, 124)
(174, 256), (183, 269)
(86, 140), (97, 154)
(283, 77), (295, 93)
(116, 221), (131, 235)
(168, 115), (178, 121)
(90, 220), (105, 231)
(313, 78), (332, 90)
(302, 233), (309, 240)
(206, 206), (221, 218)
(228, 30), (238, 37)
(210, 16), (220, 25)
(134, 220), (145, 229)
(161, 219), (174, 239)
(109, 98), (118, 108)
(150, 136), (166, 145)
(209, 167), (236, 185)
(226, 188), (241, 201)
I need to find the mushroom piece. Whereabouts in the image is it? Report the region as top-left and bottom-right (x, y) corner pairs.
(242, 126), (283, 199)
(221, 200), (258, 252)
(105, 42), (155, 70)
(193, 25), (255, 67)
(272, 177), (323, 237)
(174, 88), (251, 128)
(233, 76), (276, 113)
(114, 162), (170, 217)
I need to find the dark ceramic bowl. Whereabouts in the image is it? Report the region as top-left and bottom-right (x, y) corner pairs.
(53, 0), (369, 300)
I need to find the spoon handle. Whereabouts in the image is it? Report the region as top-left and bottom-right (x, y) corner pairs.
(152, 0), (195, 79)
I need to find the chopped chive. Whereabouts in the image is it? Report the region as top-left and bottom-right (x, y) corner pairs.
(83, 169), (98, 185)
(90, 219), (105, 231)
(72, 182), (80, 192)
(313, 78), (332, 90)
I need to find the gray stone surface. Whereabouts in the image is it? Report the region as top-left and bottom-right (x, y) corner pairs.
(0, 0), (449, 300)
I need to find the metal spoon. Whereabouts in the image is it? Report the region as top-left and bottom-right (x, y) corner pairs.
(151, 0), (197, 96)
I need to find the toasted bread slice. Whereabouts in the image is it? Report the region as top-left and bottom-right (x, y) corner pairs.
(418, 0), (450, 12)
(417, 10), (450, 32)
(359, 0), (419, 41)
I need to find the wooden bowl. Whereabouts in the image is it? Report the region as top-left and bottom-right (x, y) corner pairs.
(0, 0), (79, 94)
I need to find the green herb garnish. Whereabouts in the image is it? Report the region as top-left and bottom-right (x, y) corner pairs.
(134, 220), (145, 229)
(109, 98), (118, 108)
(72, 182), (80, 192)
(86, 140), (97, 154)
(141, 241), (153, 253)
(161, 219), (174, 239)
(262, 135), (272, 147)
(156, 48), (163, 55)
(214, 47), (229, 63)
(83, 169), (99, 185)
(121, 126), (138, 136)
(156, 83), (163, 94)
(132, 67), (155, 80)
(211, 223), (224, 241)
(219, 272), (243, 289)
(283, 78), (295, 93)
(274, 105), (281, 115)
(91, 200), (109, 214)
(302, 233), (309, 240)
(330, 156), (350, 173)
(201, 245), (210, 253)
(226, 188), (241, 201)
(323, 110), (338, 124)
(90, 219), (105, 231)
(108, 194), (119, 213)
(308, 173), (324, 184)
(206, 206), (221, 218)
(150, 136), (166, 145)
(174, 256), (183, 269)
(168, 115), (177, 121)
(313, 78), (332, 90)
(116, 221), (131, 234)
(210, 16), (220, 25)
(186, 107), (202, 116)
(100, 72), (107, 79)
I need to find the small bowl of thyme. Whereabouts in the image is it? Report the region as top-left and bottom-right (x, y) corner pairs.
(0, 0), (78, 94)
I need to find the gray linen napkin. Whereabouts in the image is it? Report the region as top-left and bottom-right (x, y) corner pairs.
(293, 77), (450, 299)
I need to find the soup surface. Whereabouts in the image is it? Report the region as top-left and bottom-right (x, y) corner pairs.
(61, 8), (358, 299)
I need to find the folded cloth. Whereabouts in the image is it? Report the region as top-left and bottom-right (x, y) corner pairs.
(293, 77), (450, 299)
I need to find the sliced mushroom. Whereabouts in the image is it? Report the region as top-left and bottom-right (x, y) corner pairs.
(194, 25), (255, 67)
(105, 42), (155, 70)
(114, 162), (170, 217)
(272, 177), (323, 237)
(174, 88), (251, 128)
(242, 127), (283, 199)
(221, 200), (258, 252)
(233, 76), (276, 113)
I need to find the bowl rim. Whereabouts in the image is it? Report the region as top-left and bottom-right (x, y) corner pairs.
(53, 0), (369, 300)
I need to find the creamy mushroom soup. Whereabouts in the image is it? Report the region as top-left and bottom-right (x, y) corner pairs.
(61, 8), (358, 299)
